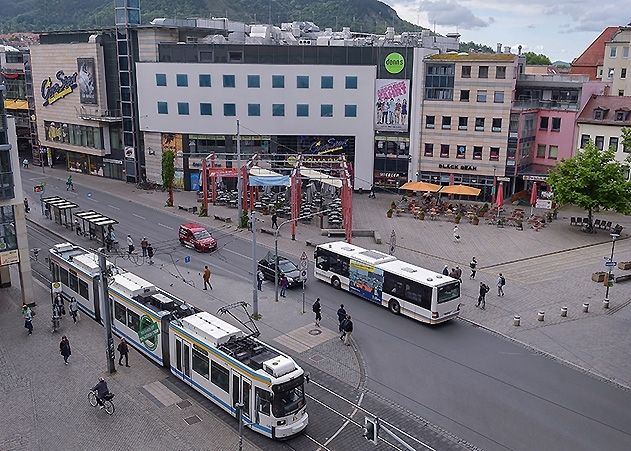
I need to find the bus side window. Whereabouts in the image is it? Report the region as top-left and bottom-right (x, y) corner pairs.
(419, 285), (432, 310)
(256, 388), (271, 415)
(316, 253), (330, 271)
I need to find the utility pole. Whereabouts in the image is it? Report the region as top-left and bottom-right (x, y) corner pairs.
(604, 232), (620, 307)
(236, 402), (244, 451)
(236, 120), (243, 226)
(251, 211), (259, 318)
(98, 250), (116, 374)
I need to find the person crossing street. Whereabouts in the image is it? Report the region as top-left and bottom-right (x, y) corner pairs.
(203, 266), (213, 290)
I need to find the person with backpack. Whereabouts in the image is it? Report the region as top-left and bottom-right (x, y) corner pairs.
(477, 282), (490, 309)
(147, 243), (154, 265)
(497, 273), (506, 296)
(442, 265), (449, 276)
(337, 304), (347, 332)
(342, 315), (353, 346)
(312, 298), (322, 327)
(66, 175), (74, 191)
(117, 337), (130, 367)
(469, 257), (478, 279)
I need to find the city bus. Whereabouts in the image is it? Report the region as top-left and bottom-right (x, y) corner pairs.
(314, 241), (461, 324)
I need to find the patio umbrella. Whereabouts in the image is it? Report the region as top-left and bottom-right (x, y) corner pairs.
(399, 181), (441, 192)
(496, 182), (504, 219)
(438, 185), (481, 196)
(530, 182), (538, 216)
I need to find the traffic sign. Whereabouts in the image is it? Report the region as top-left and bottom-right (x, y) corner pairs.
(605, 261), (617, 267)
(33, 184), (44, 193)
(184, 255), (191, 264)
(51, 281), (62, 293)
(299, 252), (308, 270)
(300, 269), (308, 280)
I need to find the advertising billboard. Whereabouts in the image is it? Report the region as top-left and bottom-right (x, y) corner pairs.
(77, 58), (97, 104)
(375, 79), (409, 132)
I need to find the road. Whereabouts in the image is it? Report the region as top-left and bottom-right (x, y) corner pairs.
(24, 174), (631, 451)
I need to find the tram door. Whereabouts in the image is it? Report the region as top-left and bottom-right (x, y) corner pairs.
(175, 338), (192, 380)
(232, 374), (252, 421)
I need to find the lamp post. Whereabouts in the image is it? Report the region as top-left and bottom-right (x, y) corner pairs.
(604, 232), (620, 307)
(236, 120), (243, 226)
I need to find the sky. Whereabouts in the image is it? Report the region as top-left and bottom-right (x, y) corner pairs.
(383, 0), (630, 62)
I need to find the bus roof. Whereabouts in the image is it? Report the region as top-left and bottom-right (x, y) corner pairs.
(317, 241), (396, 265)
(378, 259), (457, 287)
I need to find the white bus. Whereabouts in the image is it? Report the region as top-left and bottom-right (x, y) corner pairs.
(314, 241), (461, 324)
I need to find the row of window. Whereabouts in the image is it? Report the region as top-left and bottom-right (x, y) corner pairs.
(539, 116), (562, 131)
(424, 143), (501, 161)
(535, 144), (559, 160)
(50, 262), (90, 300)
(157, 101), (358, 118)
(580, 134), (631, 152)
(609, 46), (630, 58)
(461, 65), (507, 80)
(457, 89), (505, 103)
(157, 73), (359, 90)
(114, 301), (141, 333)
(44, 121), (104, 150)
(426, 115), (503, 133)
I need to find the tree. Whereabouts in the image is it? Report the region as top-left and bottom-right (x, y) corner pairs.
(523, 51), (552, 65)
(162, 149), (175, 207)
(622, 127), (631, 160)
(547, 141), (631, 231)
(459, 41), (494, 53)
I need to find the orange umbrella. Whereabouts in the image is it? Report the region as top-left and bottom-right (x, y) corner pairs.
(399, 181), (441, 192)
(438, 184), (481, 196)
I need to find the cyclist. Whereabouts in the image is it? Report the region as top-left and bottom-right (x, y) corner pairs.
(92, 377), (110, 409)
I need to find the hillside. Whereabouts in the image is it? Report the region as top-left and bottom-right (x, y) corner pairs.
(0, 0), (422, 34)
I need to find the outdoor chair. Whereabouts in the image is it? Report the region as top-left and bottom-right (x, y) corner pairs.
(582, 218), (589, 227)
(570, 217), (577, 226)
(604, 221), (613, 230)
(594, 219), (602, 229)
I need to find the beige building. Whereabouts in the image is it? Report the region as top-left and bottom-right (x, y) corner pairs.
(601, 26), (631, 96)
(416, 53), (520, 199)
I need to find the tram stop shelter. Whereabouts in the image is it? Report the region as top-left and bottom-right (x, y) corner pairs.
(41, 196), (79, 229)
(73, 210), (118, 244)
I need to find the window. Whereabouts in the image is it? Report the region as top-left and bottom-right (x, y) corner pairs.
(473, 146), (482, 160)
(296, 104), (309, 117)
(256, 388), (271, 416)
(425, 115), (435, 129)
(157, 101), (168, 114)
(494, 91), (504, 103)
(223, 103), (236, 116)
(192, 345), (209, 379)
(460, 90), (470, 101)
(492, 118), (502, 132)
(424, 143), (434, 157)
(248, 104), (261, 117)
(176, 74), (188, 87)
(223, 74), (236, 88)
(441, 116), (451, 130)
(177, 102), (189, 115)
(595, 136), (604, 150)
(345, 105), (357, 117)
(496, 66), (507, 79)
(489, 147), (500, 161)
(458, 116), (468, 130)
(624, 46), (630, 58)
(272, 104), (285, 117)
(551, 117), (561, 131)
(425, 63), (455, 100)
(114, 302), (127, 324)
(211, 361), (230, 392)
(540, 117), (549, 130)
(321, 76), (334, 89)
(610, 46), (617, 58)
(475, 117), (485, 131)
(477, 90), (487, 102)
(548, 145), (558, 159)
(580, 134), (590, 148)
(383, 272), (432, 310)
(461, 66), (471, 78)
(199, 74), (211, 87)
(59, 268), (69, 286)
(440, 144), (450, 158)
(456, 145), (466, 159)
(345, 76), (358, 89)
(594, 109), (605, 120)
(272, 75), (285, 88)
(155, 73), (167, 86)
(228, 51), (242, 62)
(619, 90), (625, 96)
(247, 75), (260, 88)
(608, 68), (614, 78)
(479, 66), (489, 78)
(127, 310), (140, 332)
(622, 68), (627, 79)
(79, 279), (89, 299)
(616, 111), (628, 121)
(609, 137), (619, 151)
(69, 270), (78, 293)
(537, 144), (546, 158)
(200, 103), (212, 116)
(321, 104), (333, 117)
(297, 76), (309, 88)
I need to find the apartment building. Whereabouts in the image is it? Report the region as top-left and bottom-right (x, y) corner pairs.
(0, 45), (33, 156)
(601, 26), (631, 96)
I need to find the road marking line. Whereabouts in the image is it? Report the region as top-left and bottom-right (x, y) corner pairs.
(133, 213), (145, 219)
(158, 223), (174, 230)
(321, 392), (364, 448)
(108, 205), (121, 210)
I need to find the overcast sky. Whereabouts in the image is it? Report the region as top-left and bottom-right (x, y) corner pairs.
(383, 0), (630, 62)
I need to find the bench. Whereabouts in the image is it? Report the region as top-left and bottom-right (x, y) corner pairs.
(213, 214), (232, 223)
(615, 274), (631, 283)
(373, 231), (382, 244)
(259, 227), (275, 236)
(325, 230), (346, 238)
(178, 205), (198, 213)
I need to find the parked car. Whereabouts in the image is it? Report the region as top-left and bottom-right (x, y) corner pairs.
(179, 223), (217, 252)
(257, 251), (302, 287)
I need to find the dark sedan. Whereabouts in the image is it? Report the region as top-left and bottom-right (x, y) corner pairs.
(258, 252), (302, 287)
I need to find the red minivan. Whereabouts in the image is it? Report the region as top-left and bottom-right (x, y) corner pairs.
(179, 223), (217, 252)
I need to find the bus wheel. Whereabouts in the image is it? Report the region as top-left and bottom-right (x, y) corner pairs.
(331, 277), (341, 289)
(389, 300), (401, 315)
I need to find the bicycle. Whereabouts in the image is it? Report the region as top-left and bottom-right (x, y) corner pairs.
(88, 390), (115, 415)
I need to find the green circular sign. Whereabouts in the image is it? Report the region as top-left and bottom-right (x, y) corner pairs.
(385, 52), (405, 74)
(138, 315), (160, 351)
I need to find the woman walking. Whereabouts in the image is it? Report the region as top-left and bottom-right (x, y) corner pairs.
(59, 336), (71, 364)
(312, 298), (322, 327)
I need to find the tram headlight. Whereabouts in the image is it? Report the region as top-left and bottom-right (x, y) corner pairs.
(277, 419), (287, 426)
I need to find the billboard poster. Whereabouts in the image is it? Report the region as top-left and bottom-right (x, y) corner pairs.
(349, 260), (384, 304)
(77, 58), (97, 104)
(375, 79), (409, 132)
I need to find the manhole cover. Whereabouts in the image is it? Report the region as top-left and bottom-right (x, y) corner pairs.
(177, 400), (192, 409)
(184, 415), (201, 425)
(309, 353), (324, 362)
(308, 329), (322, 336)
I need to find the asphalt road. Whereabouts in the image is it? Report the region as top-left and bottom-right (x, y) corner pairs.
(24, 174), (631, 451)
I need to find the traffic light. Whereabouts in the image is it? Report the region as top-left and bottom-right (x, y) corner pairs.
(363, 416), (379, 445)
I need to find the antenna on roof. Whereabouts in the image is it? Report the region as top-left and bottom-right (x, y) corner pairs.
(217, 301), (260, 339)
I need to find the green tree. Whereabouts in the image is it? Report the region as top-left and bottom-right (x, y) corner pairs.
(622, 127), (631, 161)
(523, 51), (552, 65)
(547, 141), (631, 231)
(162, 149), (175, 207)
(459, 41), (494, 53)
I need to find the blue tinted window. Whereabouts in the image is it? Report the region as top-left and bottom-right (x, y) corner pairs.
(223, 75), (236, 88)
(321, 104), (333, 117)
(272, 75), (284, 88)
(272, 104), (285, 116)
(296, 104), (309, 117)
(199, 74), (211, 87)
(297, 76), (309, 88)
(176, 74), (188, 87)
(321, 76), (334, 89)
(200, 103), (212, 116)
(247, 75), (260, 88)
(248, 104), (261, 116)
(155, 74), (167, 86)
(345, 76), (358, 89)
(177, 102), (189, 115)
(345, 104), (357, 117)
(157, 101), (168, 114)
(224, 103), (236, 116)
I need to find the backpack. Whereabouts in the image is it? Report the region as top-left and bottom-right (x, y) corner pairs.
(470, 261), (476, 269)
(483, 284), (490, 294)
(312, 302), (319, 313)
(500, 276), (506, 286)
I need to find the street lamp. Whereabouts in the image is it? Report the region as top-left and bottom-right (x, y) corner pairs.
(604, 232), (620, 308)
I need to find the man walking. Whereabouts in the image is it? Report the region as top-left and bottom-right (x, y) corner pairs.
(469, 257), (478, 279)
(312, 298), (322, 327)
(342, 315), (353, 346)
(454, 266), (462, 282)
(337, 304), (347, 332)
(66, 175), (74, 191)
(449, 268), (458, 279)
(69, 297), (79, 323)
(140, 237), (149, 257)
(279, 274), (289, 297)
(453, 225), (461, 243)
(117, 337), (130, 367)
(203, 266), (213, 290)
(147, 243), (154, 265)
(257, 269), (264, 291)
(442, 265), (449, 276)
(497, 273), (506, 296)
(477, 282), (489, 309)
(22, 304), (33, 335)
(127, 234), (134, 255)
(271, 212), (278, 229)
(59, 336), (71, 364)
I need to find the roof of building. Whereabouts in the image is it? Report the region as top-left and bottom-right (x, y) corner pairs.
(577, 94), (631, 126)
(570, 27), (618, 80)
(428, 52), (516, 62)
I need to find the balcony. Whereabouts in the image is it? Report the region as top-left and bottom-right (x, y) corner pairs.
(512, 100), (580, 111)
(76, 107), (122, 123)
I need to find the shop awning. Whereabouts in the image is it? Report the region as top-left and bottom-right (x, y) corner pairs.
(399, 181), (441, 192)
(248, 166), (290, 187)
(300, 168), (343, 188)
(438, 185), (481, 196)
(4, 99), (28, 110)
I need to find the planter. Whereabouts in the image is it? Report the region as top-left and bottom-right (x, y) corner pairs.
(454, 215), (462, 224)
(472, 216), (479, 225)
(515, 221), (523, 230)
(387, 209), (393, 218)
(418, 213), (425, 220)
(618, 261), (631, 270)
(592, 272), (607, 282)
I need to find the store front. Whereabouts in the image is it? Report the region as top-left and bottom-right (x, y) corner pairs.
(373, 135), (410, 189)
(418, 171), (497, 202)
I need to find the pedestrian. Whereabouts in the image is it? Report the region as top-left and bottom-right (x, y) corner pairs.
(455, 266), (462, 282)
(54, 293), (66, 316)
(127, 234), (134, 255)
(140, 237), (148, 257)
(368, 186), (376, 199)
(257, 269), (264, 291)
(497, 273), (506, 296)
(477, 282), (489, 309)
(312, 298), (322, 327)
(147, 243), (154, 265)
(117, 337), (130, 367)
(453, 225), (461, 243)
(59, 336), (71, 364)
(449, 267), (457, 279)
(442, 265), (449, 276)
(271, 212), (278, 229)
(22, 158), (29, 169)
(66, 175), (74, 191)
(23, 197), (30, 213)
(343, 315), (353, 346)
(69, 297), (79, 323)
(469, 257), (478, 279)
(279, 274), (289, 297)
(337, 304), (347, 332)
(74, 219), (82, 236)
(203, 265), (213, 290)
(22, 304), (33, 335)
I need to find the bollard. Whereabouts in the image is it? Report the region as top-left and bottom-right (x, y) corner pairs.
(582, 303), (589, 313)
(603, 299), (610, 309)
(513, 315), (520, 326)
(560, 307), (568, 317)
(537, 311), (545, 322)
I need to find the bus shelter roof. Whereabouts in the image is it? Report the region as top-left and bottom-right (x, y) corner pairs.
(41, 196), (79, 210)
(74, 210), (119, 226)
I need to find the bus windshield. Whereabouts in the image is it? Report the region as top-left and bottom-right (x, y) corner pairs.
(272, 376), (305, 417)
(437, 282), (460, 304)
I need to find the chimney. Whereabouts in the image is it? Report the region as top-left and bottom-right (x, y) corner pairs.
(518, 45), (522, 55)
(604, 85), (611, 96)
(497, 43), (502, 53)
(504, 46), (511, 54)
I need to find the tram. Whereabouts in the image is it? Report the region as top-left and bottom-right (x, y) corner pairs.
(48, 243), (308, 438)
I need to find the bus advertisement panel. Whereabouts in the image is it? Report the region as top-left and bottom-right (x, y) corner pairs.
(349, 260), (383, 304)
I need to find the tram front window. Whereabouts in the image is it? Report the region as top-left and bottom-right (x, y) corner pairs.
(272, 376), (305, 417)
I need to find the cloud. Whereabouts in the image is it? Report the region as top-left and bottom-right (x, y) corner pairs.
(418, 0), (489, 29)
